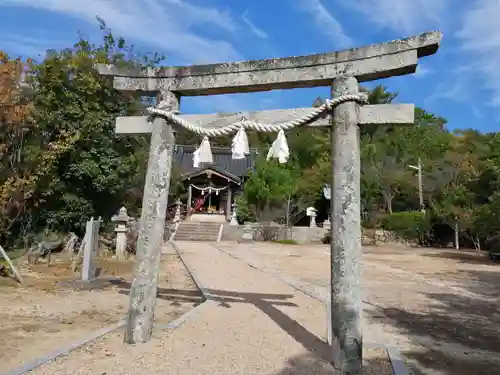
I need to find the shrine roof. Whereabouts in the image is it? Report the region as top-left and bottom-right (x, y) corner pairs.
(181, 165), (242, 185)
(173, 145), (258, 178)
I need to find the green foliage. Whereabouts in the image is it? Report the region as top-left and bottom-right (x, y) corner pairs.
(473, 192), (500, 247)
(381, 211), (431, 244)
(234, 195), (254, 224)
(238, 157), (297, 222)
(4, 21), (500, 254)
(272, 239), (298, 245)
(0, 19), (164, 244)
(24, 21), (160, 236)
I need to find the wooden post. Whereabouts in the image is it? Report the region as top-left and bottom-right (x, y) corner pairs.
(124, 91), (179, 344)
(226, 186), (232, 221)
(329, 76), (362, 373)
(0, 244), (24, 284)
(187, 184), (192, 211)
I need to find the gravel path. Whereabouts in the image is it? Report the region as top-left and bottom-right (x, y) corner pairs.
(27, 241), (394, 375)
(215, 242), (500, 375)
(1, 252), (201, 375)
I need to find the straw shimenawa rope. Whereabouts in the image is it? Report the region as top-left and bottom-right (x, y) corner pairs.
(146, 94), (368, 136)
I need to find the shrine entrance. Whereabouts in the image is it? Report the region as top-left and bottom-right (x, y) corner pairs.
(100, 29), (442, 373)
(182, 165), (241, 222)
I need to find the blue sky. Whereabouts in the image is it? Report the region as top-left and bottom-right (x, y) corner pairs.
(0, 0), (498, 132)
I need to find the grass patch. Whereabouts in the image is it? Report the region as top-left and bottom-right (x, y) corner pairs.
(3, 247), (27, 260)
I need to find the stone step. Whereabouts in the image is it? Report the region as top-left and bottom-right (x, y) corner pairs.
(178, 222), (222, 227)
(173, 221), (222, 242)
(176, 228), (220, 232)
(176, 223), (221, 228)
(174, 236), (218, 241)
(176, 232), (220, 236)
(175, 227), (220, 233)
(176, 225), (221, 230)
(174, 235), (219, 240)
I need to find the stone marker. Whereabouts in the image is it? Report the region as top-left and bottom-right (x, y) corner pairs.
(98, 31), (442, 374)
(81, 217), (101, 281)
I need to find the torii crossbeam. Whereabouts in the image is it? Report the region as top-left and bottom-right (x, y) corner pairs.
(98, 30), (441, 374)
(114, 104), (415, 134)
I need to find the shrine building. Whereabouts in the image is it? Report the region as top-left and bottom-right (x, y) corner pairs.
(172, 145), (258, 222)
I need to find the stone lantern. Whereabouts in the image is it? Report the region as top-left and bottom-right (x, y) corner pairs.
(230, 202), (239, 226)
(306, 207), (317, 228)
(173, 198), (182, 223)
(111, 206), (131, 260)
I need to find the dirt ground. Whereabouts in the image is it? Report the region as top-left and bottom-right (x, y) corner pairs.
(216, 242), (500, 375)
(0, 244), (202, 374)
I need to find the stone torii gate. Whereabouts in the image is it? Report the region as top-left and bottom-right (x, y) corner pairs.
(98, 31), (441, 373)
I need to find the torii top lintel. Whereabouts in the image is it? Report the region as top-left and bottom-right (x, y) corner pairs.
(97, 31), (441, 97)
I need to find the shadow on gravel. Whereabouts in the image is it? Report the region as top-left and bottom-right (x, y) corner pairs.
(402, 348), (500, 375)
(133, 287), (395, 374)
(372, 292), (500, 354)
(110, 279), (204, 305)
(422, 250), (495, 265)
(268, 353), (398, 375)
(366, 268), (500, 375)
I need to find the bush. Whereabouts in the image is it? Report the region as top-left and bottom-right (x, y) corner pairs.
(321, 234), (331, 244)
(255, 224), (282, 241)
(380, 211), (430, 245)
(234, 196), (254, 224)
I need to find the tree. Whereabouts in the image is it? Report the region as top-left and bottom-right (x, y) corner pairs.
(0, 19), (164, 245)
(474, 192), (500, 249)
(6, 31), (500, 253)
(0, 52), (41, 243)
(237, 157), (297, 223)
(27, 20), (165, 235)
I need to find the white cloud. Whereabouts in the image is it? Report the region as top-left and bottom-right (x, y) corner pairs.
(455, 0), (500, 107)
(472, 105), (484, 119)
(242, 10), (268, 39)
(0, 0), (242, 64)
(414, 64), (433, 78)
(0, 0), (254, 114)
(341, 0), (450, 33)
(296, 0), (353, 48)
(0, 33), (67, 58)
(424, 80), (468, 105)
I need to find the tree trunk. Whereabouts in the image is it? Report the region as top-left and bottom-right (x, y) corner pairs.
(473, 235), (481, 251)
(454, 221), (459, 250)
(386, 196), (393, 214)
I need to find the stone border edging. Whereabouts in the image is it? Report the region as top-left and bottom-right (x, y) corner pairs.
(2, 320), (127, 375)
(386, 346), (410, 375)
(2, 245), (210, 375)
(169, 240), (211, 301)
(211, 244), (409, 375)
